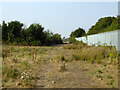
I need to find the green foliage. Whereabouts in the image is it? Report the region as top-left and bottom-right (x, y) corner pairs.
(62, 37), (69, 42)
(118, 15), (120, 29)
(2, 21), (63, 46)
(26, 24), (45, 44)
(2, 21), (8, 41)
(96, 75), (103, 79)
(107, 80), (114, 85)
(97, 70), (103, 73)
(70, 28), (86, 37)
(3, 66), (19, 79)
(69, 27), (85, 43)
(7, 21), (23, 42)
(51, 34), (63, 44)
(69, 36), (76, 43)
(29, 40), (42, 46)
(20, 61), (28, 65)
(87, 17), (119, 35)
(107, 75), (113, 79)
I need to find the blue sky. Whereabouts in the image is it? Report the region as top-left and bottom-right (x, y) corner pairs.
(1, 2), (118, 37)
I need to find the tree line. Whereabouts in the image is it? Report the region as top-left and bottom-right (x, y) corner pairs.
(87, 16), (119, 35)
(1, 16), (119, 45)
(2, 21), (63, 46)
(69, 16), (119, 43)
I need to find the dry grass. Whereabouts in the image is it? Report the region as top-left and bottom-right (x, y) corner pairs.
(2, 45), (52, 88)
(2, 44), (119, 88)
(63, 42), (88, 49)
(64, 44), (119, 65)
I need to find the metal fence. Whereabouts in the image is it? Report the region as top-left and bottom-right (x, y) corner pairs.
(76, 30), (120, 51)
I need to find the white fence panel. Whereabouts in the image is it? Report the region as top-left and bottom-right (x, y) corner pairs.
(75, 30), (120, 52)
(118, 30), (120, 52)
(94, 34), (98, 45)
(87, 35), (93, 45)
(105, 31), (111, 46)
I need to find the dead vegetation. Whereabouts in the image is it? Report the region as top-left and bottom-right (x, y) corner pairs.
(2, 43), (119, 88)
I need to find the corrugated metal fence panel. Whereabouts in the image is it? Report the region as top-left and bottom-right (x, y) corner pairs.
(105, 31), (111, 46)
(94, 34), (98, 45)
(118, 30), (120, 52)
(75, 30), (120, 51)
(87, 35), (93, 45)
(111, 32), (118, 47)
(102, 33), (106, 45)
(111, 30), (118, 49)
(97, 33), (101, 45)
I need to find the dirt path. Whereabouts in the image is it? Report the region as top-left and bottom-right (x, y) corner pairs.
(35, 59), (95, 88)
(34, 44), (116, 88)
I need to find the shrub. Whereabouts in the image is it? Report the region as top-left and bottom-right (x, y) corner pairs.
(29, 40), (42, 46)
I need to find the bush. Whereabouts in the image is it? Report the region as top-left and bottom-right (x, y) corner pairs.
(29, 40), (42, 46)
(12, 41), (18, 45)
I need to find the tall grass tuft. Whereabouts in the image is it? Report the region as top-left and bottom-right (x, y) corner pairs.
(3, 66), (19, 79)
(63, 41), (88, 49)
(72, 46), (118, 64)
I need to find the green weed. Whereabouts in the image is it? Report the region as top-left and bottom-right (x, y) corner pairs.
(3, 66), (19, 79)
(106, 75), (113, 79)
(107, 80), (114, 85)
(20, 61), (28, 65)
(97, 70), (103, 73)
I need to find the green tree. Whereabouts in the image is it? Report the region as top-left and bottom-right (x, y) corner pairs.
(7, 21), (23, 42)
(2, 21), (8, 41)
(43, 30), (63, 45)
(69, 28), (85, 43)
(70, 28), (85, 38)
(118, 15), (120, 29)
(69, 36), (76, 43)
(2, 21), (63, 46)
(87, 17), (118, 35)
(51, 33), (63, 44)
(43, 30), (53, 45)
(26, 24), (45, 45)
